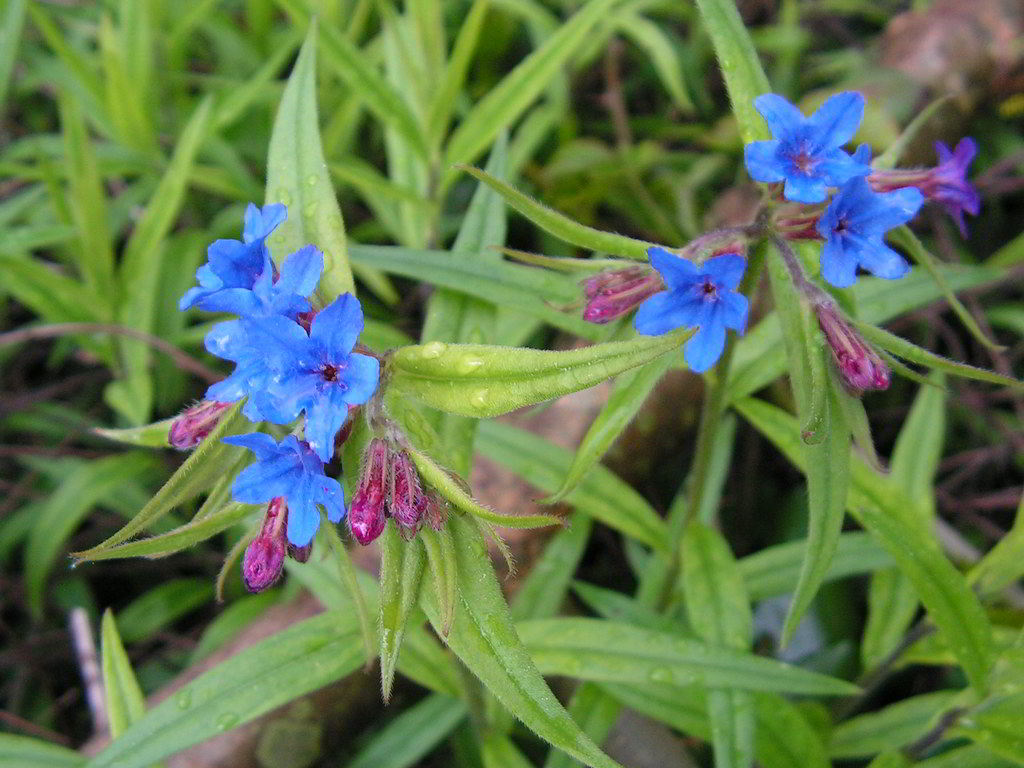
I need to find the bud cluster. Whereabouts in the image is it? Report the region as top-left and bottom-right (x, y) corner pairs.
(814, 299), (890, 394)
(348, 438), (447, 545)
(168, 400), (232, 450)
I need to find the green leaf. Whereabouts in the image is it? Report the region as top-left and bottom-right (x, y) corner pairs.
(426, 0), (489, 146)
(275, 3), (428, 160)
(345, 694), (467, 768)
(518, 618), (858, 695)
(856, 323), (1022, 391)
(481, 732), (536, 768)
(971, 492), (1024, 596)
(736, 396), (995, 692)
(680, 523), (756, 768)
(916, 743), (1018, 768)
(92, 418), (175, 448)
(24, 452), (162, 617)
(542, 683), (622, 768)
(100, 609), (145, 737)
(616, 12), (694, 113)
(573, 581), (691, 636)
(75, 501), (254, 562)
(321, 513), (375, 668)
(73, 400), (248, 560)
(891, 226), (1003, 352)
(113, 95), (212, 424)
(460, 166), (655, 259)
(378, 524), (424, 701)
(830, 691), (959, 759)
(604, 685), (830, 768)
(546, 351), (676, 503)
(420, 524), (458, 638)
(476, 421), (669, 552)
(85, 613), (364, 768)
(693, 0), (771, 144)
(408, 446), (561, 529)
(738, 531), (893, 600)
(116, 578), (213, 643)
(0, 735), (84, 768)
(349, 243), (603, 340)
(861, 567), (920, 670)
(419, 515), (624, 768)
(264, 23), (354, 302)
(390, 330), (688, 419)
(766, 247), (851, 646)
(0, 0), (26, 110)
(954, 694), (1024, 766)
(443, 0), (620, 174)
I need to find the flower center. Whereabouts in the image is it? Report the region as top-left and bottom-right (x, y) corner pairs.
(789, 142), (815, 174)
(701, 279), (718, 298)
(321, 364), (339, 382)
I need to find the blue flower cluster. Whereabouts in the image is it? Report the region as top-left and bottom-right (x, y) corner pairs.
(631, 91), (973, 373)
(180, 203), (380, 547)
(745, 92), (923, 287)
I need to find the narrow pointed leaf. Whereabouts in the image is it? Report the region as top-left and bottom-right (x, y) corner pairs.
(100, 609), (145, 738)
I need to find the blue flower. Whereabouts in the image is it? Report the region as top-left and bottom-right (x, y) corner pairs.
(248, 294), (380, 462)
(816, 169), (924, 288)
(179, 203), (287, 311)
(224, 433), (344, 547)
(744, 92), (870, 204)
(634, 247), (749, 373)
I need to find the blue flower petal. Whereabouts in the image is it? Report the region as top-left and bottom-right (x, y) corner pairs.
(851, 236), (910, 280)
(204, 319), (245, 359)
(720, 292), (749, 333)
(304, 386), (350, 462)
(754, 93), (805, 138)
(243, 203), (287, 244)
(225, 432), (289, 460)
(807, 91), (864, 150)
(276, 245), (324, 300)
(340, 353), (381, 407)
(703, 253), (746, 291)
(783, 174), (828, 204)
(245, 317), (311, 368)
(311, 293), (364, 359)
(817, 150), (871, 188)
(206, 238), (264, 289)
(318, 476), (345, 523)
(196, 288), (263, 316)
(743, 140), (785, 183)
(861, 187), (924, 232)
(635, 291), (703, 336)
(648, 246), (699, 290)
(820, 237), (859, 288)
(684, 321), (726, 373)
(285, 482), (319, 547)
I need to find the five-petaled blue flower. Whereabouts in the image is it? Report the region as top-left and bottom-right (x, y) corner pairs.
(745, 92), (870, 204)
(225, 433), (344, 547)
(202, 245), (325, 421)
(817, 151), (924, 288)
(249, 294), (380, 462)
(634, 247), (749, 373)
(179, 203), (287, 311)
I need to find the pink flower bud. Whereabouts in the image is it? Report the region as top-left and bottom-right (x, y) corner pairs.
(391, 450), (427, 538)
(582, 267), (663, 324)
(348, 439), (389, 545)
(168, 401), (232, 450)
(816, 302), (890, 394)
(242, 497), (288, 592)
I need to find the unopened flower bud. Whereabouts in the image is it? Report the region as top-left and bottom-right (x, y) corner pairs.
(169, 401), (231, 450)
(348, 439), (389, 545)
(242, 497), (288, 593)
(582, 267), (663, 324)
(391, 450), (427, 538)
(815, 301), (890, 394)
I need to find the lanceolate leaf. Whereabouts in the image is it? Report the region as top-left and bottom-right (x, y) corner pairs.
(390, 330), (688, 419)
(92, 418), (175, 447)
(85, 613), (364, 768)
(419, 515), (625, 768)
(736, 397), (995, 692)
(0, 735), (85, 768)
(100, 610), (145, 738)
(264, 23), (354, 302)
(459, 166), (655, 259)
(518, 618), (857, 695)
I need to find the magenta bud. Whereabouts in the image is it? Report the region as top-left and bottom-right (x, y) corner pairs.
(242, 497), (288, 592)
(816, 302), (890, 394)
(169, 400), (231, 450)
(348, 439), (389, 545)
(392, 450), (427, 538)
(581, 267), (663, 324)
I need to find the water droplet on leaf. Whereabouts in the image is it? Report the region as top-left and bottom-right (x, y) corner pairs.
(420, 341), (446, 359)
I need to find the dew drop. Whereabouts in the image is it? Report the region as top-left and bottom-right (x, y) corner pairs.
(175, 690), (193, 710)
(420, 341), (446, 359)
(275, 188), (292, 206)
(215, 712), (240, 732)
(648, 667), (673, 683)
(306, 174), (318, 187)
(470, 389), (490, 409)
(456, 357), (483, 374)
